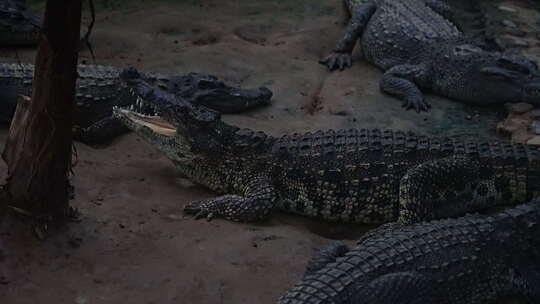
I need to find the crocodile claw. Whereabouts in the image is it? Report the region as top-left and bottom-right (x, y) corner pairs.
(184, 199), (218, 221)
(184, 200), (207, 218)
(319, 52), (352, 71)
(194, 210), (214, 221)
(401, 97), (431, 113)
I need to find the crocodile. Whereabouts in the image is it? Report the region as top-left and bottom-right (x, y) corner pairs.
(0, 63), (272, 144)
(0, 0), (41, 46)
(278, 198), (540, 304)
(321, 0), (540, 112)
(112, 69), (540, 225)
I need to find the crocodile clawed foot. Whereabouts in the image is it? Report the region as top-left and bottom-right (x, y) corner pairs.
(184, 195), (243, 221)
(401, 97), (431, 113)
(319, 52), (352, 71)
(184, 199), (217, 221)
(195, 210), (215, 221)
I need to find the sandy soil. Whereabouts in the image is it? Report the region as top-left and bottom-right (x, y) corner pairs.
(0, 0), (536, 303)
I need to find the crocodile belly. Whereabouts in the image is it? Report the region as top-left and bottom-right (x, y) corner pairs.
(276, 179), (398, 224)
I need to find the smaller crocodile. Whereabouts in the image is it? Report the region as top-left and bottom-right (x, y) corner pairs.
(112, 69), (540, 225)
(0, 0), (41, 46)
(321, 0), (540, 112)
(0, 63), (272, 144)
(279, 199), (540, 304)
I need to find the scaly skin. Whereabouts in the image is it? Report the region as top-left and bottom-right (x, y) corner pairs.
(321, 0), (540, 112)
(278, 199), (540, 304)
(0, 0), (41, 46)
(112, 72), (540, 225)
(0, 63), (272, 144)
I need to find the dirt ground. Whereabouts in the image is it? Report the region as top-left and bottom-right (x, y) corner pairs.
(0, 0), (536, 303)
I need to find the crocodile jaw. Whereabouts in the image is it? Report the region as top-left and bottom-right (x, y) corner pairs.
(117, 108), (176, 137)
(113, 106), (195, 166)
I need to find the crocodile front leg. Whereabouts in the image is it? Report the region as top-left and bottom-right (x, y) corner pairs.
(380, 64), (431, 113)
(398, 156), (514, 225)
(183, 176), (277, 222)
(320, 1), (377, 71)
(74, 116), (129, 145)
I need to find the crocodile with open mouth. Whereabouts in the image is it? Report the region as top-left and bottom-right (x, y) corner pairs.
(112, 69), (540, 225)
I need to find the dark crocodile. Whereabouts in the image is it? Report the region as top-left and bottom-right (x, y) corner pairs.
(321, 0), (540, 112)
(0, 0), (41, 46)
(0, 63), (272, 144)
(278, 198), (540, 304)
(112, 70), (540, 225)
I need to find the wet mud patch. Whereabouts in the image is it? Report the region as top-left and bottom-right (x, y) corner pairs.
(145, 11), (224, 46)
(191, 30), (222, 46)
(234, 24), (273, 45)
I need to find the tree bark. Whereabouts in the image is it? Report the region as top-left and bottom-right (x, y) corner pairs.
(2, 0), (82, 222)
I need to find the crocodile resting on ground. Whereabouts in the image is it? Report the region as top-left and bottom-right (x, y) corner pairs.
(0, 63), (272, 144)
(112, 69), (540, 225)
(321, 0), (540, 112)
(279, 198), (540, 303)
(0, 0), (41, 46)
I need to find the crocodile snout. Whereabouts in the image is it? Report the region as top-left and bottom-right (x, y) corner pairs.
(257, 87), (273, 103)
(239, 86), (273, 104)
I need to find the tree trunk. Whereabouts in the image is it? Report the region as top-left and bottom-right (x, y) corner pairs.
(2, 0), (82, 222)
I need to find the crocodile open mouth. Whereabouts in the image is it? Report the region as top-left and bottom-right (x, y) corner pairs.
(113, 97), (176, 137)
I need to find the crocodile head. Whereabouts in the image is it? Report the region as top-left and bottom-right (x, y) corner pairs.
(162, 72), (273, 114)
(113, 68), (274, 192)
(112, 68), (264, 172)
(112, 68), (214, 165)
(454, 47), (540, 105)
(478, 54), (540, 105)
(0, 1), (41, 46)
